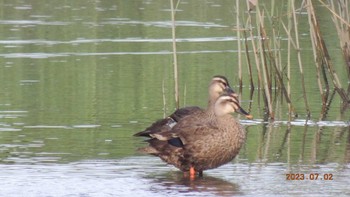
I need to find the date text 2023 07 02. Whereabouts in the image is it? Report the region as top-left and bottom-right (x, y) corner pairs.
(286, 173), (333, 181)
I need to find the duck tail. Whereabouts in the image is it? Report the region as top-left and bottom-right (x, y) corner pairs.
(133, 117), (177, 137)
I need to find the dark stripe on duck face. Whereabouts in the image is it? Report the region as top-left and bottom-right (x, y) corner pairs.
(232, 100), (240, 108)
(221, 97), (239, 106)
(227, 98), (244, 113)
(215, 95), (243, 115)
(212, 77), (229, 89)
(212, 75), (230, 87)
(223, 96), (251, 117)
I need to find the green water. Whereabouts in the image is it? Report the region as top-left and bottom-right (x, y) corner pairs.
(0, 1), (349, 196)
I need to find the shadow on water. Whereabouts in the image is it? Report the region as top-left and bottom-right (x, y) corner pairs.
(145, 171), (242, 197)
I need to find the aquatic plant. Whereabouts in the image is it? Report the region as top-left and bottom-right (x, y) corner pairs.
(234, 0), (350, 120)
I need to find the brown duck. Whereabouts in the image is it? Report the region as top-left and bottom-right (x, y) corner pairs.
(137, 89), (252, 177)
(134, 75), (231, 137)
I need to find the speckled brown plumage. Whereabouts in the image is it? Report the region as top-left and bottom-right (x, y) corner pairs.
(134, 75), (231, 138)
(137, 91), (251, 175)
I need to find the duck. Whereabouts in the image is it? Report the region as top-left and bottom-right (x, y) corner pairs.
(137, 89), (252, 177)
(134, 75), (232, 137)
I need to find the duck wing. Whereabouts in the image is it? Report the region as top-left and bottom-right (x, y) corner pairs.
(138, 119), (217, 172)
(133, 106), (202, 137)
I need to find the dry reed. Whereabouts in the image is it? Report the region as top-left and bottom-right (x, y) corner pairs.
(168, 0), (349, 120)
(305, 0), (349, 118)
(236, 0), (243, 89)
(235, 0), (349, 120)
(170, 0), (179, 109)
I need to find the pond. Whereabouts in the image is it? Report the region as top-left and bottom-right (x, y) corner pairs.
(0, 1), (349, 196)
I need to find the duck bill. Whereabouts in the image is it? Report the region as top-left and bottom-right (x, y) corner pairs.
(225, 86), (235, 94)
(226, 87), (253, 119)
(236, 105), (253, 120)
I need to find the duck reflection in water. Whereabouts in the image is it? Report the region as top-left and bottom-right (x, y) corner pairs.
(146, 171), (242, 196)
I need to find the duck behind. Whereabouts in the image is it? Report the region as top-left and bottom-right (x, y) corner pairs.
(137, 89), (252, 177)
(134, 75), (231, 137)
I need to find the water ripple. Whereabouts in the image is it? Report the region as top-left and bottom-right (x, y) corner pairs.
(0, 50), (239, 58)
(241, 119), (350, 127)
(100, 20), (229, 28)
(0, 36), (239, 45)
(0, 20), (70, 25)
(73, 124), (101, 128)
(23, 125), (71, 129)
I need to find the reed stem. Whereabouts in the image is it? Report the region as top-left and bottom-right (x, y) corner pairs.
(236, 0), (242, 90)
(170, 0), (179, 109)
(291, 0), (310, 118)
(162, 79), (167, 118)
(242, 27), (255, 91)
(256, 7), (274, 119)
(306, 0), (349, 105)
(287, 0), (292, 120)
(246, 2), (263, 111)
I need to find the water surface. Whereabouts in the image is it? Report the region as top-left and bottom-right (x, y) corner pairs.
(0, 1), (349, 196)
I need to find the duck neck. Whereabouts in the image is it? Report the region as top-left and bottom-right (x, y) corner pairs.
(205, 98), (216, 117)
(207, 100), (214, 111)
(207, 92), (218, 111)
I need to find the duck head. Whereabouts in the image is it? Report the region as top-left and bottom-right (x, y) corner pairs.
(214, 90), (253, 119)
(208, 75), (231, 104)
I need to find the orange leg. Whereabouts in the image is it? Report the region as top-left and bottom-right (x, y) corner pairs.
(189, 166), (196, 178)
